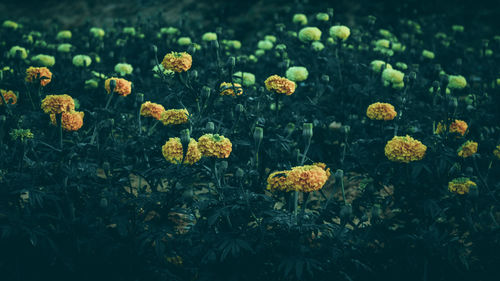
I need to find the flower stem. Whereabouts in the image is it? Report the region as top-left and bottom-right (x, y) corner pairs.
(104, 93), (114, 110)
(56, 113), (63, 150)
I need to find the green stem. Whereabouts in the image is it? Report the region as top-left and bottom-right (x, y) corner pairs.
(104, 93), (114, 110)
(56, 113), (63, 150)
(0, 92), (12, 115)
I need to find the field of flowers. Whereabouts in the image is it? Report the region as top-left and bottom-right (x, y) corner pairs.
(0, 4), (500, 281)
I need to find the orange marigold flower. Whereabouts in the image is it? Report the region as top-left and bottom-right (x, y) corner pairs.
(161, 52), (192, 72)
(161, 137), (201, 165)
(160, 109), (189, 125)
(220, 82), (243, 96)
(197, 134), (232, 158)
(435, 119), (468, 136)
(285, 163), (330, 192)
(448, 177), (476, 195)
(265, 75), (296, 95)
(25, 66), (52, 86)
(266, 170), (290, 191)
(457, 140), (478, 158)
(41, 94), (75, 114)
(449, 120), (468, 136)
(0, 89), (17, 105)
(140, 101), (165, 120)
(50, 111), (84, 131)
(366, 102), (397, 121)
(384, 135), (427, 163)
(104, 77), (132, 96)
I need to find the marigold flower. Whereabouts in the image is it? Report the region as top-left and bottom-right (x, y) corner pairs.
(162, 137), (202, 165)
(382, 68), (405, 89)
(8, 46), (28, 59)
(385, 135), (427, 163)
(265, 75), (296, 95)
(72, 55), (92, 67)
(257, 40), (273, 50)
(177, 37), (192, 46)
(50, 111), (84, 131)
(312, 41), (325, 51)
(197, 134), (232, 158)
(422, 50), (435, 59)
(160, 109), (189, 125)
(292, 14), (308, 25)
(2, 20), (19, 29)
(90, 27), (105, 38)
(285, 163), (330, 192)
(26, 67), (52, 86)
(267, 170), (290, 192)
(161, 52), (192, 72)
(220, 82), (243, 96)
(140, 101), (165, 120)
(298, 27), (322, 42)
(366, 102), (397, 121)
(104, 77), (132, 96)
(56, 30), (72, 40)
(448, 75), (467, 89)
(32, 54), (56, 67)
(202, 32), (217, 41)
(114, 63), (133, 76)
(493, 145), (500, 160)
(41, 94), (75, 114)
(0, 89), (17, 105)
(316, 13), (329, 21)
(233, 72), (255, 86)
(57, 43), (72, 53)
(370, 60), (392, 73)
(448, 177), (475, 195)
(286, 66), (309, 82)
(457, 141), (478, 158)
(449, 120), (468, 136)
(329, 25), (350, 40)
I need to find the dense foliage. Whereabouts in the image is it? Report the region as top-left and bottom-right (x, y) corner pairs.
(1, 4), (500, 281)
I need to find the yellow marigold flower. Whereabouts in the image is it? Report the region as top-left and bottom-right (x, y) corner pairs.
(329, 25), (350, 40)
(50, 111), (84, 131)
(298, 27), (322, 42)
(177, 37), (192, 46)
(285, 163), (330, 192)
(266, 170), (290, 192)
(220, 82), (243, 96)
(25, 66), (52, 86)
(160, 109), (189, 125)
(114, 63), (133, 76)
(435, 120), (468, 136)
(72, 55), (92, 67)
(382, 68), (404, 85)
(265, 75), (296, 95)
(162, 137), (202, 165)
(385, 135), (427, 163)
(41, 94), (75, 115)
(493, 145), (500, 160)
(448, 177), (475, 195)
(366, 102), (397, 121)
(0, 89), (17, 105)
(457, 141), (478, 158)
(140, 101), (165, 120)
(448, 75), (467, 89)
(2, 20), (19, 29)
(161, 52), (192, 72)
(202, 32), (217, 41)
(32, 54), (56, 67)
(316, 13), (329, 21)
(197, 134), (232, 158)
(104, 77), (132, 96)
(56, 30), (72, 40)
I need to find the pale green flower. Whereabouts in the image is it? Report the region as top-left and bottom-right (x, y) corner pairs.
(32, 54), (55, 67)
(57, 43), (72, 53)
(422, 50), (435, 59)
(312, 41), (324, 51)
(370, 60), (392, 73)
(123, 27), (136, 36)
(115, 63), (133, 76)
(292, 14), (308, 25)
(90, 27), (105, 38)
(316, 13), (329, 21)
(448, 75), (467, 89)
(8, 46), (28, 59)
(177, 37), (192, 46)
(286, 66), (309, 82)
(72, 55), (92, 67)
(257, 40), (273, 50)
(161, 27), (179, 35)
(298, 27), (322, 42)
(202, 32), (217, 41)
(233, 72), (256, 86)
(56, 30), (72, 40)
(2, 20), (19, 30)
(329, 25), (350, 40)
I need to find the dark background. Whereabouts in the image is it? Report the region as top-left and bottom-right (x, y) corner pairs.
(1, 0), (499, 34)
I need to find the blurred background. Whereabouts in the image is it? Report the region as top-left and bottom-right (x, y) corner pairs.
(1, 0), (499, 33)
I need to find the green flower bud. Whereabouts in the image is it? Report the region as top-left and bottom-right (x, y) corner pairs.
(264, 35), (277, 43)
(448, 75), (467, 89)
(316, 13), (329, 21)
(8, 46), (28, 59)
(57, 43), (72, 53)
(205, 122), (215, 133)
(32, 54), (55, 67)
(2, 20), (19, 30)
(72, 55), (92, 67)
(329, 25), (350, 40)
(253, 127), (264, 147)
(286, 66), (309, 82)
(114, 63), (133, 76)
(56, 30), (72, 40)
(202, 32), (217, 41)
(302, 123), (313, 140)
(257, 40), (273, 50)
(422, 49), (435, 59)
(90, 27), (105, 38)
(177, 37), (192, 46)
(292, 14), (308, 25)
(123, 27), (136, 36)
(312, 41), (325, 51)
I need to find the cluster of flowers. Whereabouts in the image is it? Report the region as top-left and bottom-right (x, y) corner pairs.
(41, 94), (84, 131)
(267, 163), (330, 193)
(435, 119), (468, 136)
(162, 134), (232, 165)
(140, 101), (189, 126)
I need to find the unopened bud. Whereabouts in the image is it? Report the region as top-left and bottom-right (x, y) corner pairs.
(180, 129), (190, 147)
(151, 44), (158, 54)
(285, 123), (295, 136)
(335, 169), (344, 180)
(136, 93), (144, 103)
(449, 97), (458, 108)
(235, 168), (244, 178)
(205, 122), (215, 133)
(321, 75), (330, 82)
(340, 203), (353, 221)
(235, 104), (244, 113)
(109, 79), (116, 93)
(253, 127), (263, 147)
(302, 123), (313, 140)
(227, 56), (235, 67)
(189, 70), (198, 80)
(187, 44), (196, 55)
(341, 125), (350, 134)
(202, 86), (211, 98)
(409, 71), (417, 80)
